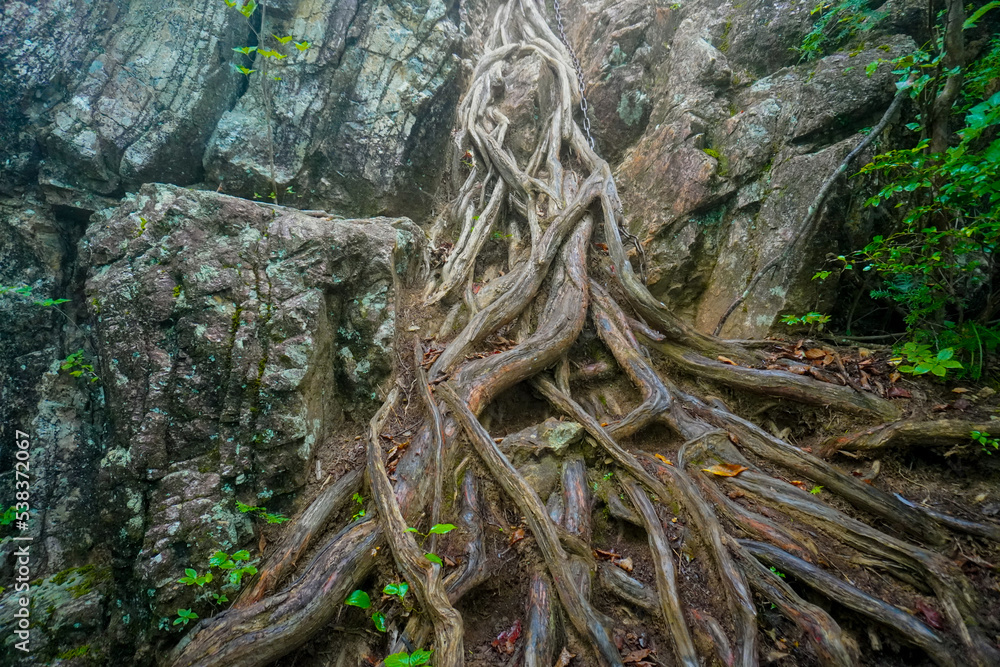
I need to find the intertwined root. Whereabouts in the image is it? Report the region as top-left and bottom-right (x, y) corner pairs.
(168, 1), (1000, 666)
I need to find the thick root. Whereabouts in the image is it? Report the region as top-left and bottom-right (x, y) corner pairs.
(620, 475), (699, 667)
(366, 393), (464, 667)
(438, 383), (624, 667)
(234, 467), (363, 609)
(730, 540), (856, 667)
(739, 540), (956, 667)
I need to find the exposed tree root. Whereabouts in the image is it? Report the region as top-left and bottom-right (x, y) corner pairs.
(234, 467), (363, 609)
(366, 390), (464, 667)
(166, 1), (1000, 665)
(823, 418), (1000, 455)
(740, 540), (956, 667)
(730, 539), (856, 667)
(523, 572), (559, 667)
(621, 475), (699, 667)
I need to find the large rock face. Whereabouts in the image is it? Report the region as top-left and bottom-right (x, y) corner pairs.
(0, 0), (461, 218)
(562, 0), (915, 336)
(204, 0), (463, 214)
(0, 0), (938, 662)
(0, 185), (422, 663)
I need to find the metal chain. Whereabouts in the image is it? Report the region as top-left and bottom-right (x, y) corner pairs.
(549, 0), (646, 282)
(551, 0), (594, 149)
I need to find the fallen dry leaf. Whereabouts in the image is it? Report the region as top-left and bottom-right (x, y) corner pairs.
(952, 387), (971, 393)
(790, 480), (808, 490)
(717, 355), (738, 366)
(554, 647), (576, 667)
(615, 557), (634, 573)
(889, 371), (902, 383)
(491, 619), (522, 654)
(858, 347), (873, 358)
(623, 648), (651, 664)
(702, 463), (749, 477)
(509, 526), (526, 546)
(654, 453), (673, 465)
(804, 348), (826, 359)
(887, 386), (912, 399)
(914, 600), (944, 630)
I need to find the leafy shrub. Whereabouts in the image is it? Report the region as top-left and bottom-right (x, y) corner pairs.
(894, 342), (963, 378)
(794, 0), (888, 61)
(971, 430), (1000, 454)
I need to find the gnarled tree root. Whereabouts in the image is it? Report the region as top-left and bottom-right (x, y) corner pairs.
(739, 540), (956, 667)
(234, 467), (363, 609)
(439, 383), (624, 666)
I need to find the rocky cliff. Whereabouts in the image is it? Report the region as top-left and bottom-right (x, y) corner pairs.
(0, 0), (942, 663)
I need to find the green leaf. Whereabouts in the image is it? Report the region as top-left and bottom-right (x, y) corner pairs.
(224, 0), (236, 6)
(209, 551), (230, 567)
(239, 0), (257, 18)
(383, 581), (409, 599)
(384, 653), (411, 667)
(912, 362), (933, 375)
(273, 34), (294, 44)
(964, 1), (1000, 29)
(232, 550), (250, 561)
(232, 46), (257, 55)
(410, 649), (433, 666)
(424, 553), (443, 565)
(294, 41), (310, 51)
(404, 527), (419, 533)
(237, 66), (257, 76)
(344, 589), (371, 609)
(936, 348), (954, 361)
(428, 523), (456, 535)
(372, 610), (387, 632)
(809, 485), (823, 495)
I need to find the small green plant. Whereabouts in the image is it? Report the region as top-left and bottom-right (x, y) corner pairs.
(209, 550), (258, 588)
(383, 582), (409, 601)
(894, 342), (963, 378)
(779, 312), (831, 330)
(809, 485), (824, 495)
(178, 569), (213, 587)
(1, 506), (16, 526)
(794, 0), (888, 61)
(173, 609), (198, 626)
(344, 589), (371, 609)
(344, 588), (391, 632)
(385, 649), (434, 667)
(404, 523), (456, 565)
(1, 284), (70, 308)
(971, 430), (1000, 454)
(351, 493), (366, 521)
(220, 0), (310, 204)
(236, 500), (290, 524)
(490, 231), (513, 241)
(174, 547), (258, 629)
(60, 350), (100, 383)
(769, 566), (787, 578)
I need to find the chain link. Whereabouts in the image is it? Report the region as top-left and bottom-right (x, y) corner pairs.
(550, 0), (647, 281)
(552, 0), (595, 149)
